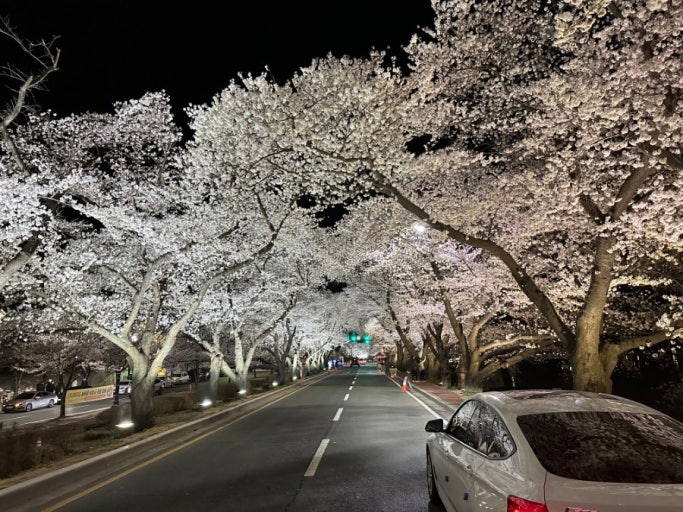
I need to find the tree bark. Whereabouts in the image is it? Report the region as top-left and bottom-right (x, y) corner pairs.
(573, 236), (616, 392)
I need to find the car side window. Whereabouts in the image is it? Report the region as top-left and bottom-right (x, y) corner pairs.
(447, 400), (478, 443)
(473, 404), (511, 458)
(488, 414), (515, 458)
(452, 402), (515, 458)
(463, 402), (487, 451)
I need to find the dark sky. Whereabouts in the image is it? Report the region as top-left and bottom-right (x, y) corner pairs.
(0, 1), (434, 123)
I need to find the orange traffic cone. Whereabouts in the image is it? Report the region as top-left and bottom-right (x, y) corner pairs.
(401, 376), (408, 392)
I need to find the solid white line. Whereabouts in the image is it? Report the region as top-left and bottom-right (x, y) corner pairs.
(389, 376), (443, 419)
(412, 393), (442, 419)
(344, 393), (349, 401)
(304, 438), (329, 477)
(333, 408), (343, 421)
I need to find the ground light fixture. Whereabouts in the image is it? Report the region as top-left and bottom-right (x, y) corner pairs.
(200, 398), (212, 408)
(116, 420), (134, 430)
(238, 389), (247, 395)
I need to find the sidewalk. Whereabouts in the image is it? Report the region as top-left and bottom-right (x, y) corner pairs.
(392, 370), (466, 410)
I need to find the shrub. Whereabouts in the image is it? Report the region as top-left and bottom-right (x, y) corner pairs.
(153, 394), (194, 415)
(218, 380), (238, 400)
(248, 378), (270, 392)
(0, 422), (80, 479)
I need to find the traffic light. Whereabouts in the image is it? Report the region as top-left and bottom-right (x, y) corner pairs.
(348, 331), (359, 343)
(362, 333), (371, 344)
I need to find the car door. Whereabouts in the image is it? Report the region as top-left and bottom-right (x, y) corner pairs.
(434, 400), (484, 512)
(34, 391), (49, 409)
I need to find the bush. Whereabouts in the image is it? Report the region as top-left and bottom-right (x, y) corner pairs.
(218, 380), (238, 399)
(0, 422), (81, 479)
(248, 378), (270, 392)
(153, 394), (194, 415)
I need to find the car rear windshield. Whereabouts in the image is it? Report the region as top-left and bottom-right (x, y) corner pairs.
(517, 411), (683, 483)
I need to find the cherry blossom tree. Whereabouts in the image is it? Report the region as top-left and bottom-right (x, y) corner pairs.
(0, 20), (72, 319)
(192, 1), (680, 393)
(185, 279), (297, 397)
(330, 199), (555, 386)
(3, 0), (679, 424)
(181, 211), (333, 397)
(398, 0), (683, 391)
(11, 92), (297, 430)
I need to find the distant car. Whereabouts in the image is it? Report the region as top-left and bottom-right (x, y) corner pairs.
(118, 380), (132, 396)
(187, 368), (209, 382)
(2, 390), (59, 413)
(350, 358), (360, 367)
(425, 390), (683, 512)
(171, 371), (190, 385)
(117, 379), (163, 396)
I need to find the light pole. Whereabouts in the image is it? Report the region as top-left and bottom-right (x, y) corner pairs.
(113, 369), (122, 405)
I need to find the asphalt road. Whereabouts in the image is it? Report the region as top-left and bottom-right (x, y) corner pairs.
(2, 366), (449, 512)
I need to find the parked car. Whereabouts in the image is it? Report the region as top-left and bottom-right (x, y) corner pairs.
(171, 371), (190, 385)
(118, 380), (132, 396)
(2, 390), (59, 413)
(117, 379), (163, 396)
(187, 368), (210, 382)
(425, 389), (683, 512)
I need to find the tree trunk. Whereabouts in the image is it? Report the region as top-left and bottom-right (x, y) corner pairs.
(467, 350), (483, 389)
(130, 383), (155, 431)
(572, 331), (612, 393)
(207, 354), (222, 402)
(439, 356), (451, 387)
(572, 236), (616, 393)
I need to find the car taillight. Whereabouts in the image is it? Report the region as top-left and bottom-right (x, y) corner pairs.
(508, 496), (549, 512)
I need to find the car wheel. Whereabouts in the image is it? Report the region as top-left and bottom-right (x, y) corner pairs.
(47, 399), (55, 408)
(26, 403), (33, 412)
(426, 451), (441, 505)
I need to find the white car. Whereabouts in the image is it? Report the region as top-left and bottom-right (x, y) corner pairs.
(2, 390), (59, 413)
(425, 389), (683, 512)
(118, 380), (132, 396)
(117, 379), (163, 396)
(171, 371), (190, 385)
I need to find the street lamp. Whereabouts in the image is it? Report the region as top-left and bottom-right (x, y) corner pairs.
(113, 369), (122, 406)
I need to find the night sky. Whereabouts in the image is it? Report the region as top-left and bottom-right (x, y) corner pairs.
(0, 1), (435, 123)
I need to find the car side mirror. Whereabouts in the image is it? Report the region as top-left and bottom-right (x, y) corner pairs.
(425, 418), (446, 433)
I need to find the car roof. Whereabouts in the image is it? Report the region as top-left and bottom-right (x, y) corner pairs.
(470, 389), (666, 417)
